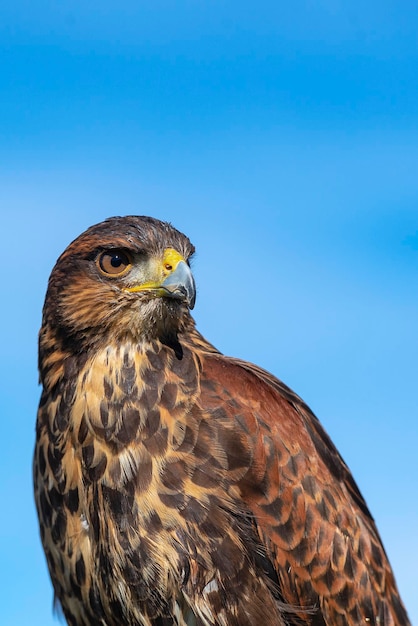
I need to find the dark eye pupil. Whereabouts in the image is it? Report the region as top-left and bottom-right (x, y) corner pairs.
(111, 255), (123, 267)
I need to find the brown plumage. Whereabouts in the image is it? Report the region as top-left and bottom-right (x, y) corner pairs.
(34, 215), (410, 626)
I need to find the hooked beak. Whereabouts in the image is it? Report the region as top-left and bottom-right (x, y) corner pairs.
(124, 248), (196, 310)
(160, 260), (196, 309)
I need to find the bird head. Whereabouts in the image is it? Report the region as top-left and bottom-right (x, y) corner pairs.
(41, 216), (196, 351)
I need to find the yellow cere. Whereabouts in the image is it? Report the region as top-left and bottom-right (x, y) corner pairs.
(125, 248), (185, 293)
(162, 248), (185, 275)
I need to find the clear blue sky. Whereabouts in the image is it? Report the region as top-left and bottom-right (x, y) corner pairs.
(1, 2), (417, 624)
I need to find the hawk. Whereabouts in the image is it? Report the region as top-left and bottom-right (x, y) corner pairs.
(34, 216), (410, 626)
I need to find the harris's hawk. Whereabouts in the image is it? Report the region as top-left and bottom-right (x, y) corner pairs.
(34, 216), (410, 626)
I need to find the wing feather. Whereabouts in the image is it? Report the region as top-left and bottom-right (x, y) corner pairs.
(196, 350), (409, 625)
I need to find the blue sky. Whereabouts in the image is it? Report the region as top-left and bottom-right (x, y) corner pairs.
(1, 2), (417, 624)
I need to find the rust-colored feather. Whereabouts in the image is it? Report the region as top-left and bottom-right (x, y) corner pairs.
(34, 216), (410, 625)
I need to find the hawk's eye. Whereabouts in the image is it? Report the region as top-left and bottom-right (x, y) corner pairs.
(97, 250), (132, 276)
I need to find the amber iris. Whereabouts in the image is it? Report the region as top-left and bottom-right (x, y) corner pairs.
(97, 249), (132, 276)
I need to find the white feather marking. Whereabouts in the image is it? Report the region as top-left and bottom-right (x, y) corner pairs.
(80, 512), (89, 531)
(202, 579), (219, 595)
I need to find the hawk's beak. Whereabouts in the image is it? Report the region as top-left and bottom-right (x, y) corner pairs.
(160, 260), (196, 309)
(125, 248), (196, 310)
